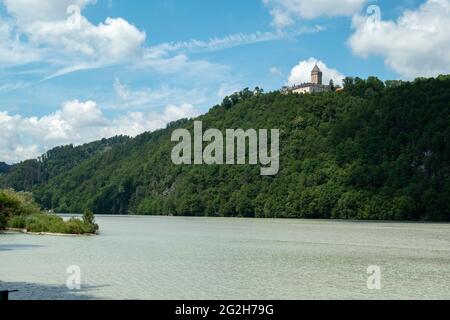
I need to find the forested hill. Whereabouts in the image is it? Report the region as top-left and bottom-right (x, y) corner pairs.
(0, 136), (129, 191)
(4, 75), (450, 221)
(0, 162), (10, 174)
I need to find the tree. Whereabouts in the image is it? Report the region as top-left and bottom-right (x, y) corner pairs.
(329, 79), (335, 92)
(343, 77), (355, 92)
(83, 209), (96, 225)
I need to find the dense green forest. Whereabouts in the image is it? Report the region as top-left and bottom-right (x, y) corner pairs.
(0, 136), (129, 191)
(1, 76), (449, 221)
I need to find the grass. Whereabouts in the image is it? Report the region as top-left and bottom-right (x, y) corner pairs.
(7, 214), (98, 234)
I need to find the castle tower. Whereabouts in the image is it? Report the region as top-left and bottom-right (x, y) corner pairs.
(311, 64), (323, 85)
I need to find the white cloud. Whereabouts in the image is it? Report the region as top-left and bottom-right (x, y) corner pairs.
(30, 17), (145, 60)
(0, 0), (146, 77)
(0, 0), (325, 81)
(269, 67), (283, 77)
(348, 0), (450, 79)
(26, 16), (146, 75)
(287, 58), (345, 86)
(0, 100), (200, 163)
(0, 0), (324, 80)
(104, 103), (199, 138)
(112, 78), (215, 112)
(0, 18), (41, 67)
(3, 0), (95, 25)
(263, 0), (367, 27)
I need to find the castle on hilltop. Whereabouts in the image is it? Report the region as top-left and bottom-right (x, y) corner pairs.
(282, 64), (332, 95)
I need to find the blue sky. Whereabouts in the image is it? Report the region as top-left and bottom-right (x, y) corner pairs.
(0, 0), (449, 163)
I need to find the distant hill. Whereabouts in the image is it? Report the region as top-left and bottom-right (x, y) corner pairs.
(0, 136), (130, 191)
(3, 76), (450, 221)
(0, 162), (10, 174)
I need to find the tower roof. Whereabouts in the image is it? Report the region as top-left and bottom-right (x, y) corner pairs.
(312, 64), (322, 73)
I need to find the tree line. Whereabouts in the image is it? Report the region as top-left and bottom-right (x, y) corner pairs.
(1, 75), (449, 221)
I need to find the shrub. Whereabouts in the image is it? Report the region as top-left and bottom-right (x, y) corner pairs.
(83, 209), (95, 225)
(82, 209), (99, 233)
(7, 215), (27, 229)
(24, 214), (67, 233)
(0, 191), (21, 219)
(0, 189), (99, 234)
(64, 218), (86, 234)
(0, 189), (41, 219)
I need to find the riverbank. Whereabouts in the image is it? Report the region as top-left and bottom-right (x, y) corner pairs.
(3, 228), (97, 237)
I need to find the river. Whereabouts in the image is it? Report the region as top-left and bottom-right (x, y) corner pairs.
(1, 216), (449, 300)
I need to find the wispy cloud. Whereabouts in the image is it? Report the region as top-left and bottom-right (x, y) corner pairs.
(0, 81), (30, 93)
(110, 77), (225, 112)
(41, 63), (104, 81)
(263, 0), (367, 28)
(0, 0), (325, 82)
(146, 26), (325, 56)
